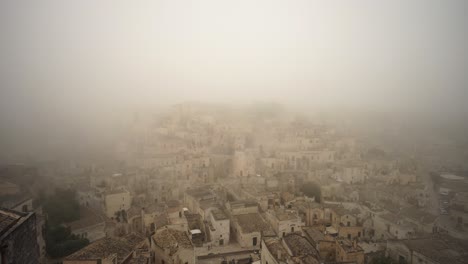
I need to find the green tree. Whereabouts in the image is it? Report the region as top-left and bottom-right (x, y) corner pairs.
(45, 224), (89, 258)
(300, 181), (321, 203)
(43, 188), (80, 225)
(43, 188), (88, 258)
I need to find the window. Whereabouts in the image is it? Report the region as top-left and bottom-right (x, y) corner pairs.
(253, 237), (257, 246)
(291, 227), (294, 233)
(347, 234), (351, 239)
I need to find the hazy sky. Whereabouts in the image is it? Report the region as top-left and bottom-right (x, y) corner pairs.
(0, 0), (467, 159)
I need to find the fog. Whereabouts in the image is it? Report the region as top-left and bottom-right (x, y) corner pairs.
(1, 0), (467, 160)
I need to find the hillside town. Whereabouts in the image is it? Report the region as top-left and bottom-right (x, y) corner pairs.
(1, 103), (468, 264)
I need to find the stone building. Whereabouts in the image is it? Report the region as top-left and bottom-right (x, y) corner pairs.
(226, 200), (259, 215)
(265, 209), (304, 238)
(104, 188), (132, 218)
(303, 227), (336, 262)
(151, 228), (195, 264)
(0, 208), (40, 264)
(282, 233), (320, 264)
(233, 151), (256, 177)
(231, 213), (272, 248)
(208, 209), (230, 246)
(184, 186), (217, 218)
(335, 239), (364, 264)
(261, 237), (290, 264)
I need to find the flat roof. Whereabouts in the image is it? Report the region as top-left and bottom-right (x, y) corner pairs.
(211, 209), (228, 221)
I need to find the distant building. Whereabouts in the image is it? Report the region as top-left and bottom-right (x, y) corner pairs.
(184, 186), (217, 217)
(226, 200), (259, 215)
(265, 209), (304, 238)
(104, 188), (132, 218)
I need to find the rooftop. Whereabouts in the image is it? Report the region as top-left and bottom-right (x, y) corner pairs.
(0, 208), (24, 237)
(152, 228), (193, 255)
(65, 237), (133, 261)
(123, 233), (147, 249)
(263, 237), (289, 262)
(233, 213), (271, 233)
(229, 200), (258, 209)
(186, 186), (215, 200)
(336, 239), (364, 253)
(402, 237), (468, 264)
(283, 233), (319, 263)
(326, 204), (359, 217)
(303, 227), (327, 243)
(211, 209), (228, 221)
(272, 209), (300, 221)
(283, 233), (318, 256)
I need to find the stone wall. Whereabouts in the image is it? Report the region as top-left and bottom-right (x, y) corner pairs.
(1, 212), (39, 264)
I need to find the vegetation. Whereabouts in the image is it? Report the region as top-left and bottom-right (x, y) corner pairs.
(43, 188), (89, 258)
(300, 181), (322, 202)
(370, 256), (397, 264)
(43, 188), (80, 225)
(45, 225), (89, 258)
